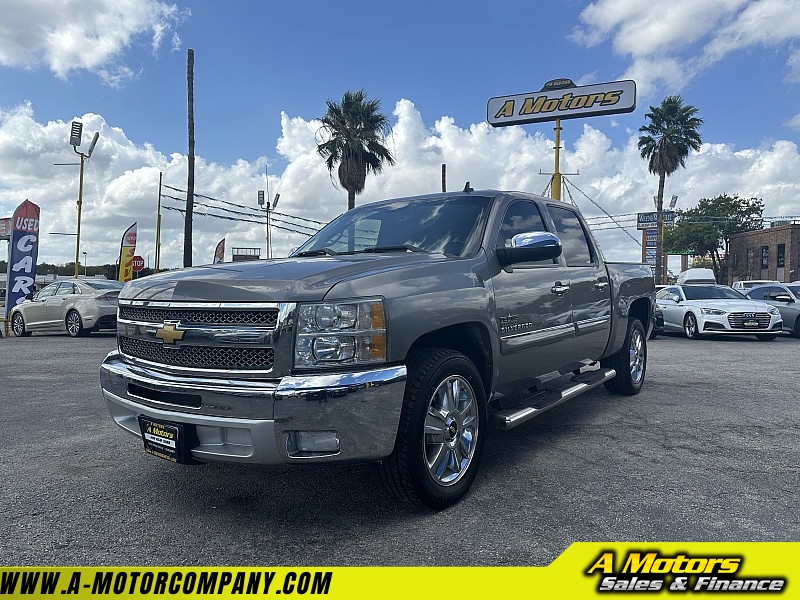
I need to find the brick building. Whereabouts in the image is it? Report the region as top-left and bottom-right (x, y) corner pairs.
(727, 223), (800, 284)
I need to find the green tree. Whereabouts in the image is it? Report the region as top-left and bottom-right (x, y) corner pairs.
(638, 96), (703, 283)
(317, 90), (395, 211)
(665, 194), (764, 282)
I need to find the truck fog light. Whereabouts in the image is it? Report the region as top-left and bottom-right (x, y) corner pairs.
(287, 431), (340, 454)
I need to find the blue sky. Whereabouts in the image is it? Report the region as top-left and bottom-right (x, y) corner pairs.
(2, 0), (800, 269)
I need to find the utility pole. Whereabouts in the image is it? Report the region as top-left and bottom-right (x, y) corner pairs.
(184, 48), (195, 267)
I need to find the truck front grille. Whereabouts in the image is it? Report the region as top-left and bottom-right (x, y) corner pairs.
(116, 302), (285, 374)
(120, 336), (275, 370)
(119, 306), (278, 327)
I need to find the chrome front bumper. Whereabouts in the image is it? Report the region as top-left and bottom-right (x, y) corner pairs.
(100, 351), (407, 465)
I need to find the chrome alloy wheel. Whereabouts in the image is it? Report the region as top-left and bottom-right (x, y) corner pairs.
(66, 311), (82, 337)
(684, 313), (699, 339)
(12, 313), (25, 336)
(628, 325), (645, 385)
(423, 375), (479, 486)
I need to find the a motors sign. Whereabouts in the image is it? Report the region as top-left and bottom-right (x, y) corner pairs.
(487, 79), (636, 127)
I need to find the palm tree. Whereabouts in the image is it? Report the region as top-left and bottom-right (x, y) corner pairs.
(638, 96), (703, 283)
(317, 90), (395, 210)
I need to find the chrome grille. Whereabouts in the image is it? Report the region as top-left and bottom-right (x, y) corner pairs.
(118, 306), (278, 327)
(727, 312), (771, 330)
(120, 336), (274, 370)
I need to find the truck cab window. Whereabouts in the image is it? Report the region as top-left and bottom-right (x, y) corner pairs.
(548, 205), (594, 266)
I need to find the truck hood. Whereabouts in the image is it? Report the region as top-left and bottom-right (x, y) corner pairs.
(119, 253), (445, 302)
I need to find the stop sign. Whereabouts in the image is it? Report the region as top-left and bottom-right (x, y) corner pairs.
(132, 255), (145, 272)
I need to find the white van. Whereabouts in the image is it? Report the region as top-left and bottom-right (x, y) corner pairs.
(677, 268), (716, 284)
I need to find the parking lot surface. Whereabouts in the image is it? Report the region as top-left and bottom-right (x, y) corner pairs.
(0, 330), (798, 566)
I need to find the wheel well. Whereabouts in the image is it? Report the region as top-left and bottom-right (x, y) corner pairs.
(628, 297), (651, 331)
(406, 323), (493, 398)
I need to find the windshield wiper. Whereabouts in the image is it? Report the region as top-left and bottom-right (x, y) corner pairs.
(356, 245), (427, 254)
(293, 247), (339, 257)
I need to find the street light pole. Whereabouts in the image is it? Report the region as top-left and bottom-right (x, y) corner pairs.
(82, 251), (87, 277)
(69, 121), (99, 279)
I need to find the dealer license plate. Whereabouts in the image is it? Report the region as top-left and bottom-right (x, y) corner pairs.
(138, 417), (195, 464)
(744, 320), (759, 328)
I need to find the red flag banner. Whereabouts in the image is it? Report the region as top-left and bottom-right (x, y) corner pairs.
(118, 222), (137, 282)
(213, 238), (225, 264)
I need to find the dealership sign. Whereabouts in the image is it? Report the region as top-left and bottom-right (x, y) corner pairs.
(487, 79), (637, 127)
(4, 200), (40, 317)
(637, 211), (675, 230)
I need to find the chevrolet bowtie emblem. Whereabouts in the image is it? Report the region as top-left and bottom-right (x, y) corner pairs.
(155, 321), (185, 345)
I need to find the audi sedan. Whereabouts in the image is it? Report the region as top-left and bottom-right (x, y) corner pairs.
(10, 279), (124, 338)
(655, 284), (782, 340)
(746, 283), (800, 337)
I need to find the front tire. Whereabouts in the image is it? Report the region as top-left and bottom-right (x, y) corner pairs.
(793, 317), (800, 338)
(602, 318), (646, 395)
(66, 310), (86, 337)
(378, 349), (486, 510)
(684, 313), (701, 339)
(12, 313), (32, 337)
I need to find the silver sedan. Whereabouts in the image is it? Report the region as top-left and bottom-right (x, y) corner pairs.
(655, 284), (782, 341)
(9, 279), (124, 338)
(746, 283), (800, 337)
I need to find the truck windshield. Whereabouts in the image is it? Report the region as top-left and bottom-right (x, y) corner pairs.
(294, 195), (493, 257)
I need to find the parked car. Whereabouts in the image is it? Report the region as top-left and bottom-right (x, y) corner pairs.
(746, 283), (800, 337)
(649, 306), (664, 339)
(732, 280), (778, 293)
(655, 283), (782, 340)
(10, 279), (124, 337)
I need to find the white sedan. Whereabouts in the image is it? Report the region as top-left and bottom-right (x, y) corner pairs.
(655, 284), (783, 340)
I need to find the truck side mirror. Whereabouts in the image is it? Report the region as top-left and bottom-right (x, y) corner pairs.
(496, 231), (562, 266)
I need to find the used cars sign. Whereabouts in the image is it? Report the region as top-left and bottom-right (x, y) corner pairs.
(487, 79), (636, 127)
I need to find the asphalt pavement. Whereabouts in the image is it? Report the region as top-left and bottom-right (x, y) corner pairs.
(0, 329), (797, 566)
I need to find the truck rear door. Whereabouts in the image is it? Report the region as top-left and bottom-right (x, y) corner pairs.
(546, 203), (612, 361)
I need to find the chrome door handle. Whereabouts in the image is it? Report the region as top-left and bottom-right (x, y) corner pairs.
(594, 281), (609, 292)
(551, 283), (570, 294)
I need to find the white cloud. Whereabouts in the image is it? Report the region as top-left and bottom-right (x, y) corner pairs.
(571, 0), (800, 96)
(0, 0), (188, 82)
(3, 100), (800, 272)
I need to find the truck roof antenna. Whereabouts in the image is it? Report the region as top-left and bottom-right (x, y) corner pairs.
(463, 181), (473, 192)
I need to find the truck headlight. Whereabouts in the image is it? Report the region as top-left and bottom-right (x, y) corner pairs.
(295, 299), (387, 368)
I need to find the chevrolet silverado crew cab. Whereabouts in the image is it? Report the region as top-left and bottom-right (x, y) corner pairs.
(101, 189), (655, 509)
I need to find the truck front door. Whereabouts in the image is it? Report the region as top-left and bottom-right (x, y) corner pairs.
(492, 199), (573, 385)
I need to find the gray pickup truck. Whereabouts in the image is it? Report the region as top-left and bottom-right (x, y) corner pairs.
(101, 189), (654, 509)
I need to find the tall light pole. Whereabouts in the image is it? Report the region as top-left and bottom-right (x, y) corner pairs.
(82, 251), (87, 277)
(69, 121), (99, 279)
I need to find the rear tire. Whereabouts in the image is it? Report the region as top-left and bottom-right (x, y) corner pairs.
(378, 348), (486, 510)
(602, 318), (646, 395)
(12, 313), (32, 337)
